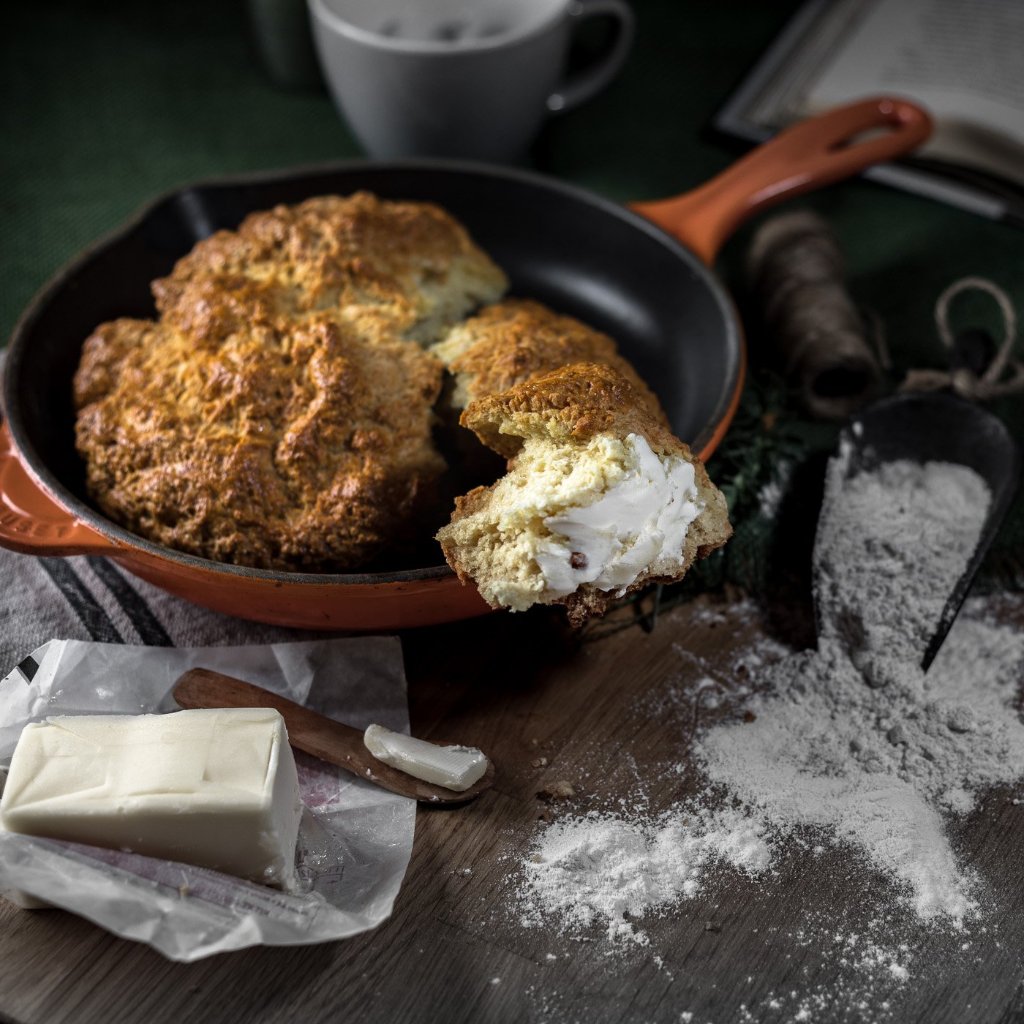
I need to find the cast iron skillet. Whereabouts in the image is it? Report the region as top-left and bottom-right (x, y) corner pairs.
(0, 98), (931, 630)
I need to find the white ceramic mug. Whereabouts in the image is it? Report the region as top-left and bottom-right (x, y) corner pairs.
(308, 0), (635, 162)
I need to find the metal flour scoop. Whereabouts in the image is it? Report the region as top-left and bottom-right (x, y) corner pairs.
(813, 390), (1021, 672)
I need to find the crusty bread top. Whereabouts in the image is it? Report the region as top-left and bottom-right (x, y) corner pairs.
(462, 361), (688, 461)
(72, 191), (513, 571)
(153, 192), (508, 345)
(429, 298), (666, 415)
(73, 311), (446, 571)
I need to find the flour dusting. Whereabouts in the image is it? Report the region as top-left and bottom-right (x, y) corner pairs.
(518, 454), (1024, 955)
(699, 454), (1013, 923)
(813, 451), (991, 671)
(522, 806), (770, 945)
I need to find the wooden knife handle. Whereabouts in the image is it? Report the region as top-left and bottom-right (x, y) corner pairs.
(172, 668), (492, 804)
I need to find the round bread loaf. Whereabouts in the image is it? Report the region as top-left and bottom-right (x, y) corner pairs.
(73, 193), (731, 601)
(74, 314), (448, 570)
(73, 193), (508, 571)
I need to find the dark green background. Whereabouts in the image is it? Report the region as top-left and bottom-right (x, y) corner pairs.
(3, 0), (1022, 593)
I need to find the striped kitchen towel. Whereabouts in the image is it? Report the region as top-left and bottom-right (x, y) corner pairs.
(0, 549), (331, 675)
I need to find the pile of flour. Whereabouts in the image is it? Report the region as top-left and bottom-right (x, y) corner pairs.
(519, 449), (1024, 941)
(813, 447), (991, 674)
(522, 805), (770, 945)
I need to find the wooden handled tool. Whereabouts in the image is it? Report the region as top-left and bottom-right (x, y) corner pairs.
(173, 668), (494, 805)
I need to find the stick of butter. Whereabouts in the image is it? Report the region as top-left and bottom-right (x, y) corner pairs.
(0, 708), (303, 887)
(364, 724), (488, 792)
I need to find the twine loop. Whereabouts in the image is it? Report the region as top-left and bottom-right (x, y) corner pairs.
(902, 276), (1024, 400)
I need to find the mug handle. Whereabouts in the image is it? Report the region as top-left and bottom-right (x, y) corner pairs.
(547, 0), (635, 114)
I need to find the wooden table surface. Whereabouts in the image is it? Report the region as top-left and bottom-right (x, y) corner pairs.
(1, 591), (1022, 1024)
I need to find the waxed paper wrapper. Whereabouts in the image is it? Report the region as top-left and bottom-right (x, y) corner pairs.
(0, 636), (416, 961)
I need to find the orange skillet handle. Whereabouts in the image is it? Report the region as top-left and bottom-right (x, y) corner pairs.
(0, 420), (117, 555)
(630, 97), (933, 266)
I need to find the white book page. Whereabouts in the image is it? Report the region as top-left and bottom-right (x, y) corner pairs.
(802, 0), (1024, 182)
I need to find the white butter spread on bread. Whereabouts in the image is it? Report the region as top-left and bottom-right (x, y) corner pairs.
(436, 363), (732, 624)
(442, 431), (704, 612)
(533, 433), (702, 600)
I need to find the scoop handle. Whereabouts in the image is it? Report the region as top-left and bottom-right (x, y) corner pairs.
(173, 668), (493, 805)
(631, 97), (933, 265)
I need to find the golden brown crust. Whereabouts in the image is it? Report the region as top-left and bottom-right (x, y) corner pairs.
(153, 193), (507, 344)
(73, 193), (726, 593)
(74, 313), (446, 571)
(435, 482), (492, 580)
(462, 361), (684, 460)
(430, 299), (666, 416)
(73, 193), (512, 571)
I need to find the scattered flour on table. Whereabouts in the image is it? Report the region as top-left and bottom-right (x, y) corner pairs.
(517, 453), (1024, 954)
(521, 805), (770, 946)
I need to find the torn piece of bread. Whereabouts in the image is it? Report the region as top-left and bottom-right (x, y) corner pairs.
(428, 298), (667, 417)
(435, 363), (731, 624)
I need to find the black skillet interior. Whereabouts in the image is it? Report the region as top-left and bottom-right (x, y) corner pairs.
(6, 162), (741, 572)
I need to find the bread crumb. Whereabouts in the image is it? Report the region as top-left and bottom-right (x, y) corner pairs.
(538, 781), (577, 802)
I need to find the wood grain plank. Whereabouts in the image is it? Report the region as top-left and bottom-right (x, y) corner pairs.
(1, 598), (1022, 1024)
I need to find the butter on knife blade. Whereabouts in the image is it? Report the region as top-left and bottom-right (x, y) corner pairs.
(363, 724), (489, 792)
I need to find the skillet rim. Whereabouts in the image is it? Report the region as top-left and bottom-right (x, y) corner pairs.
(3, 157), (743, 587)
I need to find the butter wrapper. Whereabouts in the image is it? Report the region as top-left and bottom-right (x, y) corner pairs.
(0, 636), (415, 961)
